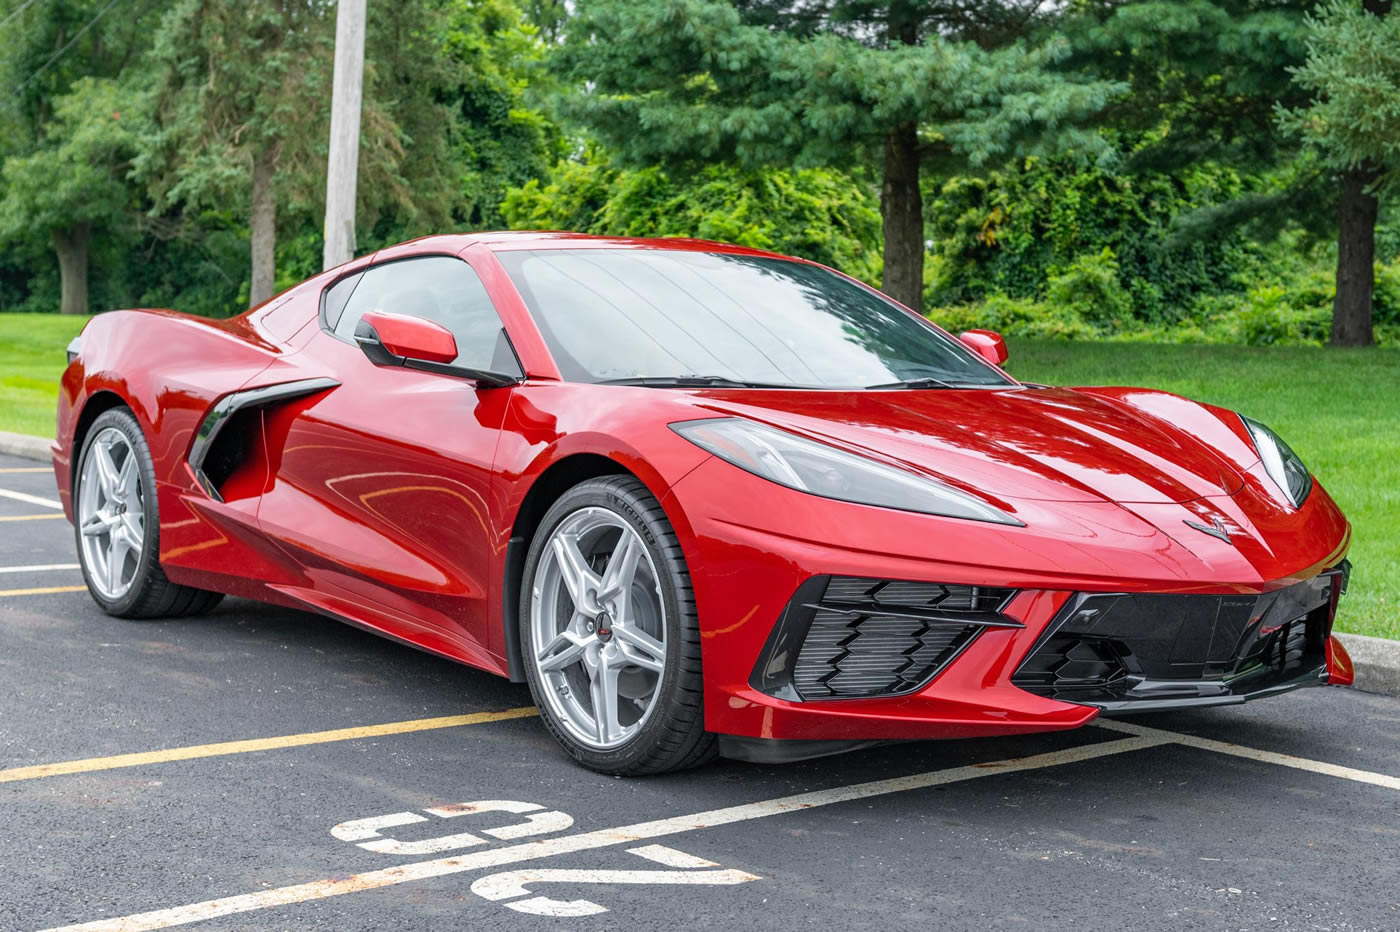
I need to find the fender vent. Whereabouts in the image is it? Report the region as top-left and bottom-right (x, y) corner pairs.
(199, 407), (260, 495)
(190, 378), (338, 501)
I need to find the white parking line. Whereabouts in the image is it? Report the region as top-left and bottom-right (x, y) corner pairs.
(40, 734), (1168, 931)
(0, 563), (79, 574)
(0, 488), (62, 509)
(1097, 719), (1400, 791)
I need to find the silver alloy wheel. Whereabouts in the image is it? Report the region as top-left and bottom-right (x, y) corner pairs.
(77, 426), (145, 600)
(529, 507), (668, 750)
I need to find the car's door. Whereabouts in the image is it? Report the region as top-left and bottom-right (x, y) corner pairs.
(254, 252), (523, 672)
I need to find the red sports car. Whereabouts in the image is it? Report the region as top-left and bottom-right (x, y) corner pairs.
(52, 232), (1355, 774)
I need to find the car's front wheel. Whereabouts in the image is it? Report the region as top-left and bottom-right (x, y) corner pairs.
(520, 476), (715, 775)
(74, 407), (224, 618)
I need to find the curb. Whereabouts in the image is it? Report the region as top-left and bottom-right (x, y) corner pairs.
(1337, 633), (1400, 699)
(0, 425), (1396, 698)
(0, 430), (50, 462)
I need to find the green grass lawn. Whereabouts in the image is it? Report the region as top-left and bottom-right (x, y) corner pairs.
(0, 313), (89, 438)
(0, 313), (1393, 638)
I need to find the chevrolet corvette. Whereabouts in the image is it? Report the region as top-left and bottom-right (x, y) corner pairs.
(52, 232), (1355, 774)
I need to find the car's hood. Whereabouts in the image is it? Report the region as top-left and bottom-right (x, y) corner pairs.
(689, 386), (1249, 505)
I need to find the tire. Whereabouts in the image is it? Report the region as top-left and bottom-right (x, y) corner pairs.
(519, 475), (716, 775)
(73, 407), (225, 619)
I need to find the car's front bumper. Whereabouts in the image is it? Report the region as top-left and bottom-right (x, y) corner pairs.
(664, 456), (1354, 748)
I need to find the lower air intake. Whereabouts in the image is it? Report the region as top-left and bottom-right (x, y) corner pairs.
(751, 577), (1019, 702)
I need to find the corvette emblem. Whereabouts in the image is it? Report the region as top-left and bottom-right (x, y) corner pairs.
(1184, 516), (1232, 543)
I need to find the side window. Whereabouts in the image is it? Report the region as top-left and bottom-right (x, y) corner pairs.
(331, 256), (519, 374)
(322, 271), (364, 331)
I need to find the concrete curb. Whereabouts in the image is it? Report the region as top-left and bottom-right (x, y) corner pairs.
(1, 426), (1396, 698)
(1337, 633), (1400, 699)
(0, 430), (50, 462)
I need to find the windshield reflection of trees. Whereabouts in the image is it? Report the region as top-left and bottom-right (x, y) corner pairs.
(712, 253), (1006, 386)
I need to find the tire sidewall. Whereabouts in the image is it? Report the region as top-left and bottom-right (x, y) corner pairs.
(519, 479), (695, 772)
(74, 408), (161, 616)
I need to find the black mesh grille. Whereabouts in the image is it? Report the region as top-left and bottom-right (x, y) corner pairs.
(764, 577), (1017, 701)
(1011, 572), (1340, 709)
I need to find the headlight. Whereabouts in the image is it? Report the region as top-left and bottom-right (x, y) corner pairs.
(1241, 415), (1312, 508)
(671, 417), (1023, 525)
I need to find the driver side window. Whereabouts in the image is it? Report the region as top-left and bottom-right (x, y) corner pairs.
(330, 255), (519, 374)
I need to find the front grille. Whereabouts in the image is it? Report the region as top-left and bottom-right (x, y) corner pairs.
(1012, 571), (1342, 709)
(751, 576), (1019, 702)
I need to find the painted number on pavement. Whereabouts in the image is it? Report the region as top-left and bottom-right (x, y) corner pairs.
(332, 799), (760, 917)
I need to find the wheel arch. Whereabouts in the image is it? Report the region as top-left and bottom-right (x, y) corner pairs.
(69, 390), (132, 494)
(501, 453), (634, 682)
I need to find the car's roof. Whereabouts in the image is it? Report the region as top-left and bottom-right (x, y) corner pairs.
(391, 230), (795, 261)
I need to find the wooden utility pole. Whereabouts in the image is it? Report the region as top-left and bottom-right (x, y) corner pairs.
(323, 0), (366, 270)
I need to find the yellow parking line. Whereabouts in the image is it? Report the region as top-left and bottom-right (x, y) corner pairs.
(0, 467), (50, 473)
(0, 584), (87, 597)
(0, 513), (65, 521)
(0, 707), (540, 783)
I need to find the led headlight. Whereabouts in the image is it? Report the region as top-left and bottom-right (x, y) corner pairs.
(671, 417), (1022, 525)
(1241, 415), (1312, 508)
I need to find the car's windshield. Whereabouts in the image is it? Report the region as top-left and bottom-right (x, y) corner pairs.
(496, 248), (1014, 389)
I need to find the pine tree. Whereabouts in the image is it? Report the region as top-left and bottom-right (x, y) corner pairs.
(138, 0), (335, 307)
(1067, 0), (1396, 346)
(551, 0), (1119, 311)
(1278, 0), (1399, 346)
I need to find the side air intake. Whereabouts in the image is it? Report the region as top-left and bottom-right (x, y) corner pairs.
(189, 378), (338, 501)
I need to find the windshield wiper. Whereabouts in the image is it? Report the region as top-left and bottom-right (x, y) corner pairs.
(599, 375), (792, 389)
(864, 376), (962, 390)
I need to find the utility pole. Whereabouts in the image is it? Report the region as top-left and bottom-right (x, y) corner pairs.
(323, 0), (366, 270)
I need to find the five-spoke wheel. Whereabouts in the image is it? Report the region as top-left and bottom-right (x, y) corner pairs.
(530, 506), (668, 749)
(73, 407), (223, 618)
(77, 426), (145, 600)
(520, 476), (714, 774)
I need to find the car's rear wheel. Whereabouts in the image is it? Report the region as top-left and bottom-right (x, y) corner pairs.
(74, 408), (224, 619)
(520, 476), (715, 775)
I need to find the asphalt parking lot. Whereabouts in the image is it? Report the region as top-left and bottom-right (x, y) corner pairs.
(1, 451), (1398, 932)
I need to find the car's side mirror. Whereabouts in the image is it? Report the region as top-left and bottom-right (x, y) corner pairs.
(353, 310), (518, 387)
(356, 310), (458, 364)
(959, 329), (1009, 367)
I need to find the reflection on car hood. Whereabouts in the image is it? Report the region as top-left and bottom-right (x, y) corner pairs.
(691, 386), (1249, 505)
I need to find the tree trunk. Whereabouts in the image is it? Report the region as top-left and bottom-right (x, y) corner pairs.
(249, 146), (278, 308)
(54, 223), (91, 316)
(1332, 164), (1378, 347)
(880, 122), (924, 312)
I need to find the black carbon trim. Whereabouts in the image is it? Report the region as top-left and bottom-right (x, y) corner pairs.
(716, 735), (893, 764)
(189, 377), (340, 501)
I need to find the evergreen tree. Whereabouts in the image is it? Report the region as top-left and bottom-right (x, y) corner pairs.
(139, 0), (335, 307)
(1278, 0), (1399, 346)
(1066, 0), (1395, 345)
(551, 0), (1119, 311)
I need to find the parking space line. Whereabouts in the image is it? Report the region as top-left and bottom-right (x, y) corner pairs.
(0, 585), (86, 598)
(0, 488), (62, 509)
(39, 734), (1169, 932)
(1097, 719), (1400, 791)
(0, 467), (50, 473)
(0, 513), (64, 521)
(0, 707), (540, 784)
(0, 563), (80, 574)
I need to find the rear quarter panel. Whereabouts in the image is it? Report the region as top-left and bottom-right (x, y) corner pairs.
(54, 303), (323, 603)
